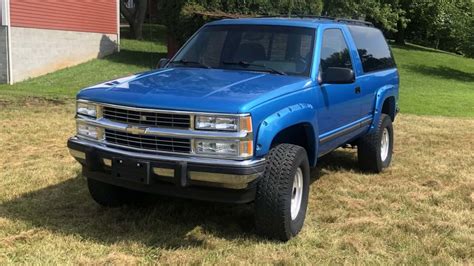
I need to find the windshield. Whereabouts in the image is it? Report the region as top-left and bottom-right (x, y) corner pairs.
(171, 25), (315, 77)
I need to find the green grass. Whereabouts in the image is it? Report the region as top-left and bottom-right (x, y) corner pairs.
(0, 25), (473, 117)
(0, 25), (167, 101)
(392, 44), (474, 117)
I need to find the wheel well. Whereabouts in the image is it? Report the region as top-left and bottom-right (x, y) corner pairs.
(382, 96), (396, 121)
(270, 123), (316, 166)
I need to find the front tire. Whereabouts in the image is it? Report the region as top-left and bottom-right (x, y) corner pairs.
(357, 114), (394, 173)
(255, 144), (310, 241)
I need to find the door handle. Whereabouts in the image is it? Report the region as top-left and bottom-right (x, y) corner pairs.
(355, 87), (361, 94)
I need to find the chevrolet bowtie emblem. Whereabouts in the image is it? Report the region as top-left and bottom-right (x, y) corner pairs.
(126, 126), (147, 135)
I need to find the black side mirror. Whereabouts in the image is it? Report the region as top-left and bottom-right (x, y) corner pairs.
(156, 58), (169, 69)
(320, 67), (355, 84)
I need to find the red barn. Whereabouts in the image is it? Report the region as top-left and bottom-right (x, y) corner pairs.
(0, 0), (119, 84)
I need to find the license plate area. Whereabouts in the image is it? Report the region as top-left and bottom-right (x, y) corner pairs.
(111, 157), (150, 184)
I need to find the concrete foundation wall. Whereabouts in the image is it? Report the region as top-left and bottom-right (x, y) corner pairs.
(10, 27), (118, 83)
(0, 26), (8, 83)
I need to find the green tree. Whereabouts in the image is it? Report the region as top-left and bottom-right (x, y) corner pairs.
(120, 0), (149, 40)
(322, 0), (406, 33)
(158, 0), (323, 56)
(405, 0), (473, 55)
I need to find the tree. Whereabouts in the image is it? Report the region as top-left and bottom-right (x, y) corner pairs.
(120, 0), (148, 40)
(322, 0), (406, 33)
(405, 0), (473, 54)
(158, 0), (323, 57)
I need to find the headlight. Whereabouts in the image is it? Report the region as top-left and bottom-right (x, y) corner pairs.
(195, 115), (252, 132)
(77, 102), (98, 118)
(77, 122), (103, 140)
(195, 139), (253, 157)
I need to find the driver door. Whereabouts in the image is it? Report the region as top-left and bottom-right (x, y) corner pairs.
(317, 28), (362, 137)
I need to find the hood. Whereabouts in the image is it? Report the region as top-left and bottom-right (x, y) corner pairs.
(77, 68), (313, 113)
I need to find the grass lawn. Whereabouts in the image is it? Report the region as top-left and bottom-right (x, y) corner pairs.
(0, 105), (472, 264)
(392, 44), (474, 117)
(0, 25), (473, 264)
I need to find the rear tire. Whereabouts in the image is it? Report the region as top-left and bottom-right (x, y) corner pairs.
(357, 114), (394, 173)
(87, 178), (144, 207)
(255, 144), (310, 241)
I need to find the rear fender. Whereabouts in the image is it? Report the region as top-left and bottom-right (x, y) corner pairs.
(370, 85), (397, 133)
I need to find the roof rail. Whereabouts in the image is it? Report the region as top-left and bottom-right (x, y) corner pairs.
(256, 14), (374, 27)
(334, 18), (373, 27)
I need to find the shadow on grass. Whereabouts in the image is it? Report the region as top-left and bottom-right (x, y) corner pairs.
(0, 150), (359, 247)
(405, 65), (474, 83)
(310, 149), (359, 183)
(104, 49), (167, 70)
(391, 43), (457, 56)
(121, 24), (167, 43)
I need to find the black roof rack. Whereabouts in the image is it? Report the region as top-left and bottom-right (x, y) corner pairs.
(334, 18), (373, 27)
(256, 14), (374, 27)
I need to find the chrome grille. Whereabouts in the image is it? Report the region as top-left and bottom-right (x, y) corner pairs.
(103, 106), (191, 129)
(105, 129), (191, 153)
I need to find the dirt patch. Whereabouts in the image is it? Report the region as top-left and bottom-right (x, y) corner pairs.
(0, 96), (70, 109)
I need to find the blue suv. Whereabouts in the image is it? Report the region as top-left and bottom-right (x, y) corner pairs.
(68, 17), (399, 241)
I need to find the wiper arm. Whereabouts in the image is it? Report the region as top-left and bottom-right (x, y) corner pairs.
(170, 59), (211, 69)
(222, 61), (286, 75)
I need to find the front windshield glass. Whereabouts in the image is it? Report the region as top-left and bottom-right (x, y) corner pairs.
(171, 25), (315, 76)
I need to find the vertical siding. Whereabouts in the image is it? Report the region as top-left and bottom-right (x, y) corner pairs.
(10, 0), (117, 34)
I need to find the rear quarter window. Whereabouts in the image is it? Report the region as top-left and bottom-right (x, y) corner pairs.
(348, 26), (396, 73)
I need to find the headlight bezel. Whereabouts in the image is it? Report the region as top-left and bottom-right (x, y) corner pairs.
(194, 115), (252, 133)
(194, 139), (254, 158)
(76, 121), (104, 140)
(76, 101), (99, 118)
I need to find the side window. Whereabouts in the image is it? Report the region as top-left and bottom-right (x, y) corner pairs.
(348, 25), (396, 73)
(320, 29), (353, 72)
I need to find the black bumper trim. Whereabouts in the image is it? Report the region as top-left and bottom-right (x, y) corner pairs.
(68, 138), (264, 203)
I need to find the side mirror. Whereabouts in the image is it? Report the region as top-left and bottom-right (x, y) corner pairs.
(156, 58), (169, 69)
(320, 67), (355, 84)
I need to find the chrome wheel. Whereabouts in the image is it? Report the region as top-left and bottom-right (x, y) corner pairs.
(380, 128), (390, 162)
(291, 167), (303, 220)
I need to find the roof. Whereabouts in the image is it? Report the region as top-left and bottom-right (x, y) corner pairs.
(207, 17), (373, 28)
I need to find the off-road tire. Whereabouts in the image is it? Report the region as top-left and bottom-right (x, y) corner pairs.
(87, 178), (144, 207)
(255, 144), (310, 241)
(357, 114), (394, 173)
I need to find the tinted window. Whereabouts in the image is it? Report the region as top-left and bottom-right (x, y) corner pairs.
(320, 29), (353, 72)
(348, 26), (396, 73)
(173, 25), (315, 77)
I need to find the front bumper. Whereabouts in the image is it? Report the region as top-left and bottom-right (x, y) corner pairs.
(68, 137), (265, 203)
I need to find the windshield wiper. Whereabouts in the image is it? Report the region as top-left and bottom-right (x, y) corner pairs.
(222, 61), (286, 75)
(170, 59), (211, 69)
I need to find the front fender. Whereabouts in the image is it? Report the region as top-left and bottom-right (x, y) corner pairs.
(255, 103), (318, 164)
(370, 85), (397, 133)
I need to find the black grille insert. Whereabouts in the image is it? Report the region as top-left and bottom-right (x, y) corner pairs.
(103, 106), (191, 129)
(105, 129), (191, 153)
